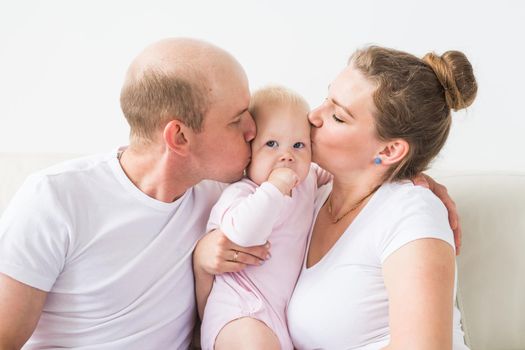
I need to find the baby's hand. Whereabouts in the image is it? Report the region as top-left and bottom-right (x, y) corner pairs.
(268, 167), (299, 195)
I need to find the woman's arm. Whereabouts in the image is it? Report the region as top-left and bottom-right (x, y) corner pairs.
(382, 238), (456, 350)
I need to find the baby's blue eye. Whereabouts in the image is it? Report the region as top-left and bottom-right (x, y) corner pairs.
(266, 140), (278, 148)
(293, 142), (305, 149)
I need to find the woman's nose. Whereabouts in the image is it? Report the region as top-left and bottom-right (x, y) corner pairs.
(308, 107), (323, 128)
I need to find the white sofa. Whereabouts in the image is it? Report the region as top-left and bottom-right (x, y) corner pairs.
(1, 153), (524, 350)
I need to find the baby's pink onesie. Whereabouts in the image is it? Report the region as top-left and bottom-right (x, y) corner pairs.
(200, 164), (326, 350)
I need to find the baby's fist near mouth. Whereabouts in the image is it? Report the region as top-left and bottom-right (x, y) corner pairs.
(268, 168), (299, 195)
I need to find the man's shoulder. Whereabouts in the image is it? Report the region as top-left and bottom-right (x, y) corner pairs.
(20, 152), (116, 200)
(0, 154), (116, 230)
(32, 153), (114, 179)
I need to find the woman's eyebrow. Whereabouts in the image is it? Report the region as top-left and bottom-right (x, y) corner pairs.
(330, 98), (355, 119)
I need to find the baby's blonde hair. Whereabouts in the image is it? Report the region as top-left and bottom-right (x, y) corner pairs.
(249, 85), (310, 120)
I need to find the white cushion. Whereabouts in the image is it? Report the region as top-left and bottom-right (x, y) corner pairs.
(438, 174), (525, 349)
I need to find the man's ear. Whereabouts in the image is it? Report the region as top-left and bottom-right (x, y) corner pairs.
(378, 139), (409, 165)
(163, 119), (191, 156)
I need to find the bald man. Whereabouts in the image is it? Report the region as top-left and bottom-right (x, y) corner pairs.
(0, 38), (269, 349)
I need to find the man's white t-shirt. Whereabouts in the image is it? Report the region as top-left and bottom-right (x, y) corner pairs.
(287, 181), (469, 350)
(0, 149), (225, 349)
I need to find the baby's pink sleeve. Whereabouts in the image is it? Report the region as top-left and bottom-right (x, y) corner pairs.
(207, 181), (287, 247)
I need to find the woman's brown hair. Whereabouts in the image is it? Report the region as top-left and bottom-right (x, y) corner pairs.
(350, 46), (477, 181)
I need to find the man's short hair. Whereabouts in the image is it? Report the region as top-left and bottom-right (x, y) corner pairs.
(120, 66), (209, 143)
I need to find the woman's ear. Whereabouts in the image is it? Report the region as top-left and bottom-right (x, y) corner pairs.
(163, 120), (191, 156)
(378, 139), (409, 165)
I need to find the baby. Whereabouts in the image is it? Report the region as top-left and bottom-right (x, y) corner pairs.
(200, 86), (331, 349)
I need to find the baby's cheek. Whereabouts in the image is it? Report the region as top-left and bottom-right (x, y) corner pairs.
(246, 160), (269, 186)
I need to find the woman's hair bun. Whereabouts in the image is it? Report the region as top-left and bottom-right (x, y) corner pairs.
(423, 50), (477, 111)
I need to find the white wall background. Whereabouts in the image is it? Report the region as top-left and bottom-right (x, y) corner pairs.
(0, 0), (523, 173)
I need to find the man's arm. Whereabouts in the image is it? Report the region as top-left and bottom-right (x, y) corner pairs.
(413, 174), (462, 254)
(193, 261), (214, 322)
(0, 273), (47, 350)
(193, 230), (270, 320)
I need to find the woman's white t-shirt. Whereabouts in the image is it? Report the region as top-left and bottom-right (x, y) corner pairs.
(287, 181), (468, 350)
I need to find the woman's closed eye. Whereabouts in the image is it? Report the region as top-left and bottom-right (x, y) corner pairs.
(332, 114), (344, 123)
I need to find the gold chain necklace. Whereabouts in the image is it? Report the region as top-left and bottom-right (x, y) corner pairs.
(327, 185), (381, 224)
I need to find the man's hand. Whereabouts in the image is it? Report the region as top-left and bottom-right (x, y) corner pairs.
(268, 168), (299, 195)
(412, 173), (462, 255)
(194, 229), (271, 276)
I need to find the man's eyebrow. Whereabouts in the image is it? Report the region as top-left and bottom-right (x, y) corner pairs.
(232, 107), (248, 119)
(330, 98), (355, 118)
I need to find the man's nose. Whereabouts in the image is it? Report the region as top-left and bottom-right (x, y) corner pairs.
(244, 113), (256, 142)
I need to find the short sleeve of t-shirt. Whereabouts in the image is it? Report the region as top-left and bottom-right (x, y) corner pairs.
(377, 185), (455, 264)
(0, 174), (70, 291)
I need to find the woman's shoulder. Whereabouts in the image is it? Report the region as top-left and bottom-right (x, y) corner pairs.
(375, 182), (454, 262)
(374, 181), (451, 239)
(381, 181), (447, 214)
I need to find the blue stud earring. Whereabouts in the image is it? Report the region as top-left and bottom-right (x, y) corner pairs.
(374, 157), (382, 165)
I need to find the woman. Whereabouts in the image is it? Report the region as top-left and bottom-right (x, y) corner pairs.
(194, 46), (476, 349)
(286, 46), (476, 349)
